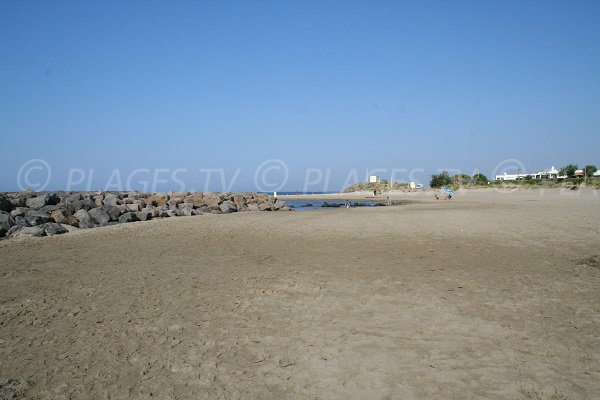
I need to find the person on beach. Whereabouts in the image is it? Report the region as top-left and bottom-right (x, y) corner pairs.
(373, 190), (377, 197)
(345, 200), (351, 208)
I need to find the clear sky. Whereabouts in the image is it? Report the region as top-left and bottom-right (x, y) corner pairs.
(1, 0), (599, 192)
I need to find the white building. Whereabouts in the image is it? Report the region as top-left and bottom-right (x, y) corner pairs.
(495, 166), (560, 181)
(369, 175), (382, 183)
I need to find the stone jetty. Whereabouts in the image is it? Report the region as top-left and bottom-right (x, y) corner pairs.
(0, 191), (288, 239)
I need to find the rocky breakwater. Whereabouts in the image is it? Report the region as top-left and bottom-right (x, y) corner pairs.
(0, 191), (289, 239)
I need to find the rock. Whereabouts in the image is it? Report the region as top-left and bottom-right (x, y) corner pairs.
(0, 211), (15, 237)
(50, 209), (70, 224)
(59, 224), (80, 233)
(167, 197), (183, 208)
(146, 193), (169, 207)
(26, 194), (49, 210)
(280, 206), (292, 211)
(125, 203), (141, 212)
(100, 205), (121, 221)
(41, 222), (68, 236)
(93, 195), (104, 207)
(14, 216), (29, 227)
(7, 225), (45, 238)
(74, 209), (95, 229)
(103, 193), (118, 206)
(0, 194), (14, 212)
(10, 207), (29, 217)
(247, 203), (260, 211)
(219, 201), (237, 213)
(88, 208), (111, 225)
(135, 211), (152, 221)
(82, 198), (96, 210)
(258, 203), (272, 211)
(141, 207), (159, 218)
(176, 208), (193, 217)
(118, 212), (139, 223)
(67, 193), (82, 203)
(38, 204), (59, 213)
(24, 210), (52, 226)
(192, 209), (204, 216)
(321, 202), (342, 208)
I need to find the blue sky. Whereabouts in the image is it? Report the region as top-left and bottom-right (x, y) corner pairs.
(1, 0), (599, 191)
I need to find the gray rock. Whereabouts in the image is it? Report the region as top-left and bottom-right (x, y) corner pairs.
(26, 194), (49, 210)
(219, 201), (237, 213)
(167, 197), (183, 208)
(176, 208), (193, 217)
(74, 209), (95, 229)
(103, 193), (118, 206)
(100, 205), (121, 221)
(135, 211), (152, 221)
(247, 203), (260, 212)
(7, 225), (45, 238)
(42, 222), (68, 236)
(118, 212), (139, 223)
(192, 209), (204, 216)
(258, 203), (272, 211)
(10, 207), (29, 217)
(67, 193), (82, 203)
(0, 211), (15, 237)
(24, 210), (52, 226)
(59, 224), (80, 233)
(38, 204), (59, 213)
(124, 203), (141, 212)
(88, 208), (111, 225)
(14, 216), (30, 227)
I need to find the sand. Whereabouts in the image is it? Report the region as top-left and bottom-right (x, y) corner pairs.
(1, 188), (599, 399)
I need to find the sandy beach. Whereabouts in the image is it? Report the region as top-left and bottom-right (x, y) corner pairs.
(1, 188), (599, 399)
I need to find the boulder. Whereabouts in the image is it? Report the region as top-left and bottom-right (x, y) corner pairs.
(7, 225), (45, 238)
(93, 195), (104, 207)
(41, 222), (68, 236)
(0, 194), (14, 212)
(219, 201), (237, 213)
(141, 207), (159, 218)
(10, 207), (29, 217)
(59, 224), (80, 233)
(118, 212), (139, 223)
(24, 210), (52, 226)
(135, 211), (152, 221)
(0, 211), (15, 237)
(167, 197), (183, 208)
(247, 203), (260, 212)
(192, 209), (204, 216)
(100, 205), (121, 221)
(146, 193), (169, 207)
(125, 203), (141, 212)
(88, 208), (111, 225)
(14, 216), (30, 227)
(74, 209), (95, 229)
(176, 208), (193, 217)
(38, 205), (59, 213)
(258, 203), (272, 211)
(67, 193), (82, 203)
(103, 193), (118, 206)
(50, 209), (70, 224)
(26, 194), (49, 210)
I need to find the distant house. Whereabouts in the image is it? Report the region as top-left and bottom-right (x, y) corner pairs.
(495, 166), (560, 181)
(369, 175), (382, 183)
(574, 169), (585, 177)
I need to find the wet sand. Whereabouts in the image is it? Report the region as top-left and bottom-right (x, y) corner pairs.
(1, 188), (599, 399)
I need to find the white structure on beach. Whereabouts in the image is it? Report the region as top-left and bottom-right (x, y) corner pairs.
(495, 166), (560, 181)
(369, 175), (382, 183)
